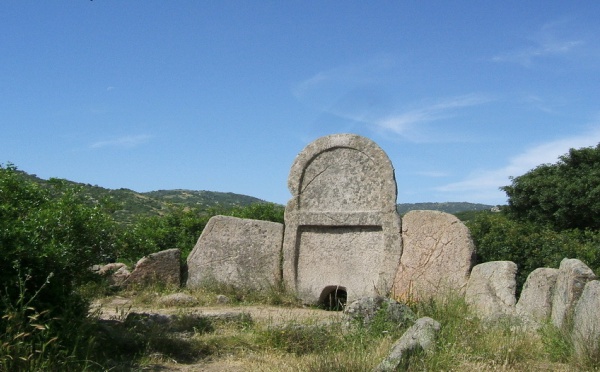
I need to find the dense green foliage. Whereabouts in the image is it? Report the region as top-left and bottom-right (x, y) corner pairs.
(0, 164), (121, 369)
(502, 144), (600, 230)
(469, 144), (600, 292)
(0, 164), (119, 312)
(468, 212), (600, 291)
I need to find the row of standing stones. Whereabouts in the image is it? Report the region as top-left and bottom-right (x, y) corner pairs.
(94, 211), (599, 363)
(93, 134), (599, 367)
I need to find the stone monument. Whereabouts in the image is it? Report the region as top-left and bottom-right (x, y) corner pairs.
(282, 134), (402, 305)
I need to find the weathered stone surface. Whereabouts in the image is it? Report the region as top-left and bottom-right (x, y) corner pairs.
(343, 296), (415, 328)
(110, 266), (132, 286)
(551, 258), (596, 329)
(157, 293), (198, 307)
(465, 261), (517, 319)
(392, 210), (475, 301)
(186, 215), (283, 290)
(516, 268), (559, 325)
(124, 248), (181, 287)
(572, 280), (600, 358)
(282, 134), (402, 305)
(373, 317), (441, 372)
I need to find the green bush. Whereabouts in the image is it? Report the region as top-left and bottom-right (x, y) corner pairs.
(0, 164), (119, 312)
(0, 164), (120, 369)
(502, 144), (600, 230)
(468, 211), (600, 292)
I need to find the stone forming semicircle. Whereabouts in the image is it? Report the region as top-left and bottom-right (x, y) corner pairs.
(282, 133), (403, 305)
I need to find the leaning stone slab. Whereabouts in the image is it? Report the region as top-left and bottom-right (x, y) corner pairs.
(516, 267), (559, 325)
(373, 317), (441, 372)
(124, 248), (181, 287)
(282, 134), (402, 305)
(392, 210), (475, 301)
(551, 258), (596, 329)
(572, 280), (600, 359)
(186, 215), (283, 290)
(465, 261), (517, 319)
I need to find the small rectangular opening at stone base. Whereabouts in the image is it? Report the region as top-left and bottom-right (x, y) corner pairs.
(294, 225), (384, 304)
(318, 285), (347, 311)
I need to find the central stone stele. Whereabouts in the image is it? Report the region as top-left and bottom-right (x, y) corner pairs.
(282, 134), (402, 305)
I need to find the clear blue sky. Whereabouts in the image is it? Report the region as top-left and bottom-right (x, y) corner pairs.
(2, 2), (600, 206)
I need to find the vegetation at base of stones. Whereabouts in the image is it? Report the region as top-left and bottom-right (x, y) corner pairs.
(468, 144), (600, 294)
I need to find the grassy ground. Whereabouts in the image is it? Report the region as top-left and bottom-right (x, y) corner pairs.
(83, 284), (599, 371)
(3, 281), (599, 371)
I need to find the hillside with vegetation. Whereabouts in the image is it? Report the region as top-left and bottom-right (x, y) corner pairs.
(18, 170), (265, 224)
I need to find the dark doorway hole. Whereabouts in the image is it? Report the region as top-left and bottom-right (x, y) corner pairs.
(319, 286), (347, 311)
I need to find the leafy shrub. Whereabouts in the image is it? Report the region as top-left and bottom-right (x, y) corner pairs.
(468, 211), (600, 292)
(0, 164), (119, 314)
(0, 164), (121, 369)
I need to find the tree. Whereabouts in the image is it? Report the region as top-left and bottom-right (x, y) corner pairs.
(468, 212), (600, 292)
(501, 143), (600, 230)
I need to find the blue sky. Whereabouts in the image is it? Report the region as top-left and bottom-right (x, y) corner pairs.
(2, 2), (600, 206)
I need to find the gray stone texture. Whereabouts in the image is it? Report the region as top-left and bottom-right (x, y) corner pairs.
(551, 258), (597, 329)
(572, 280), (600, 358)
(465, 261), (517, 319)
(282, 134), (402, 304)
(157, 293), (198, 307)
(516, 268), (559, 325)
(186, 215), (284, 290)
(343, 296), (416, 329)
(124, 248), (181, 287)
(392, 210), (475, 301)
(373, 317), (441, 372)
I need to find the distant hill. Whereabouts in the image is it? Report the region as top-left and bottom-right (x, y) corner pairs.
(15, 170), (265, 224)
(397, 202), (494, 215)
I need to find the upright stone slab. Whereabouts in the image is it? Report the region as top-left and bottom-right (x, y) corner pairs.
(551, 258), (596, 329)
(516, 268), (559, 325)
(572, 280), (600, 358)
(282, 134), (402, 305)
(186, 215), (284, 290)
(392, 210), (475, 301)
(465, 261), (517, 319)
